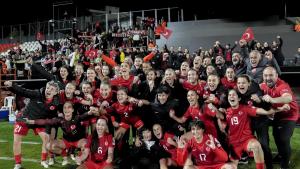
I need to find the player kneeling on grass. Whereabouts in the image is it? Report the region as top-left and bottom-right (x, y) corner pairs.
(4, 80), (60, 169)
(77, 117), (114, 169)
(25, 101), (102, 166)
(177, 120), (236, 169)
(219, 89), (290, 169)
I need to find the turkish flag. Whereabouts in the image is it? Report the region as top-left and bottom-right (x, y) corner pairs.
(161, 28), (172, 39)
(241, 27), (254, 42)
(85, 49), (98, 59)
(155, 25), (163, 34)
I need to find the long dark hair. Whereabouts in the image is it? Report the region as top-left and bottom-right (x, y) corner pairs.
(90, 117), (108, 154)
(90, 129), (99, 154)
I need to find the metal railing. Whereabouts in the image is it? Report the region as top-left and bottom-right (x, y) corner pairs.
(0, 7), (182, 44)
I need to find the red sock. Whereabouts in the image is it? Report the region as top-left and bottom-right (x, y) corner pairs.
(61, 149), (67, 157)
(41, 152), (48, 161)
(256, 163), (264, 169)
(14, 154), (22, 164)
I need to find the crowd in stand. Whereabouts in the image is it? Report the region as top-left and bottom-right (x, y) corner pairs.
(1, 24), (299, 169)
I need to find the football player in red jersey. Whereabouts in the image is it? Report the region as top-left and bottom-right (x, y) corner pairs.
(222, 89), (288, 169)
(77, 117), (114, 169)
(182, 69), (205, 96)
(177, 120), (236, 169)
(110, 87), (144, 140)
(169, 90), (219, 138)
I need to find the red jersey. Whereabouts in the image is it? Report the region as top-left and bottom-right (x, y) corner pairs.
(111, 102), (135, 120)
(185, 134), (228, 166)
(86, 134), (114, 162)
(110, 75), (135, 91)
(182, 80), (205, 95)
(183, 105), (217, 137)
(59, 91), (82, 104)
(159, 132), (177, 156)
(93, 89), (114, 107)
(220, 77), (237, 90)
(260, 78), (299, 121)
(226, 105), (256, 145)
(111, 102), (143, 129)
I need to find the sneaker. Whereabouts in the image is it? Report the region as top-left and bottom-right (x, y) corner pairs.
(40, 161), (49, 168)
(238, 156), (249, 165)
(48, 158), (55, 166)
(70, 154), (76, 161)
(62, 157), (69, 166)
(14, 164), (22, 169)
(272, 154), (282, 164)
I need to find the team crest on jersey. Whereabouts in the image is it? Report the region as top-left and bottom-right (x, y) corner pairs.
(49, 106), (56, 110)
(247, 101), (253, 106)
(70, 125), (76, 130)
(128, 106), (133, 111)
(238, 111), (243, 115)
(105, 141), (108, 146)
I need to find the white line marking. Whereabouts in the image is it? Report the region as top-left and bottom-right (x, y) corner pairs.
(0, 140), (41, 145)
(0, 156), (39, 163)
(22, 141), (41, 145)
(0, 156), (63, 164)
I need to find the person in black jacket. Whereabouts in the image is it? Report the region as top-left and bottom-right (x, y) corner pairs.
(131, 126), (168, 169)
(4, 80), (60, 169)
(271, 35), (285, 66)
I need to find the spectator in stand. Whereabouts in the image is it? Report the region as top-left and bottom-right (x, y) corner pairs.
(238, 39), (250, 59)
(293, 47), (300, 65)
(231, 52), (246, 76)
(224, 41), (238, 65)
(271, 36), (285, 66)
(245, 50), (281, 84)
(176, 61), (190, 83)
(260, 66), (299, 169)
(192, 55), (203, 74)
(215, 55), (227, 78)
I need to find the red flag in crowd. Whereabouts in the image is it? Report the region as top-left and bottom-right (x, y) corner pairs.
(36, 32), (45, 41)
(101, 54), (117, 67)
(241, 27), (254, 42)
(85, 49), (98, 59)
(161, 28), (172, 39)
(155, 21), (173, 39)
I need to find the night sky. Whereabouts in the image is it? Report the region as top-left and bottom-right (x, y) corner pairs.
(0, 0), (299, 26)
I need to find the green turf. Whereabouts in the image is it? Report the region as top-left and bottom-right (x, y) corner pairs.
(0, 122), (300, 169)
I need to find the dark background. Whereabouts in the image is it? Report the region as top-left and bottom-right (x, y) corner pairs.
(0, 0), (299, 26)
